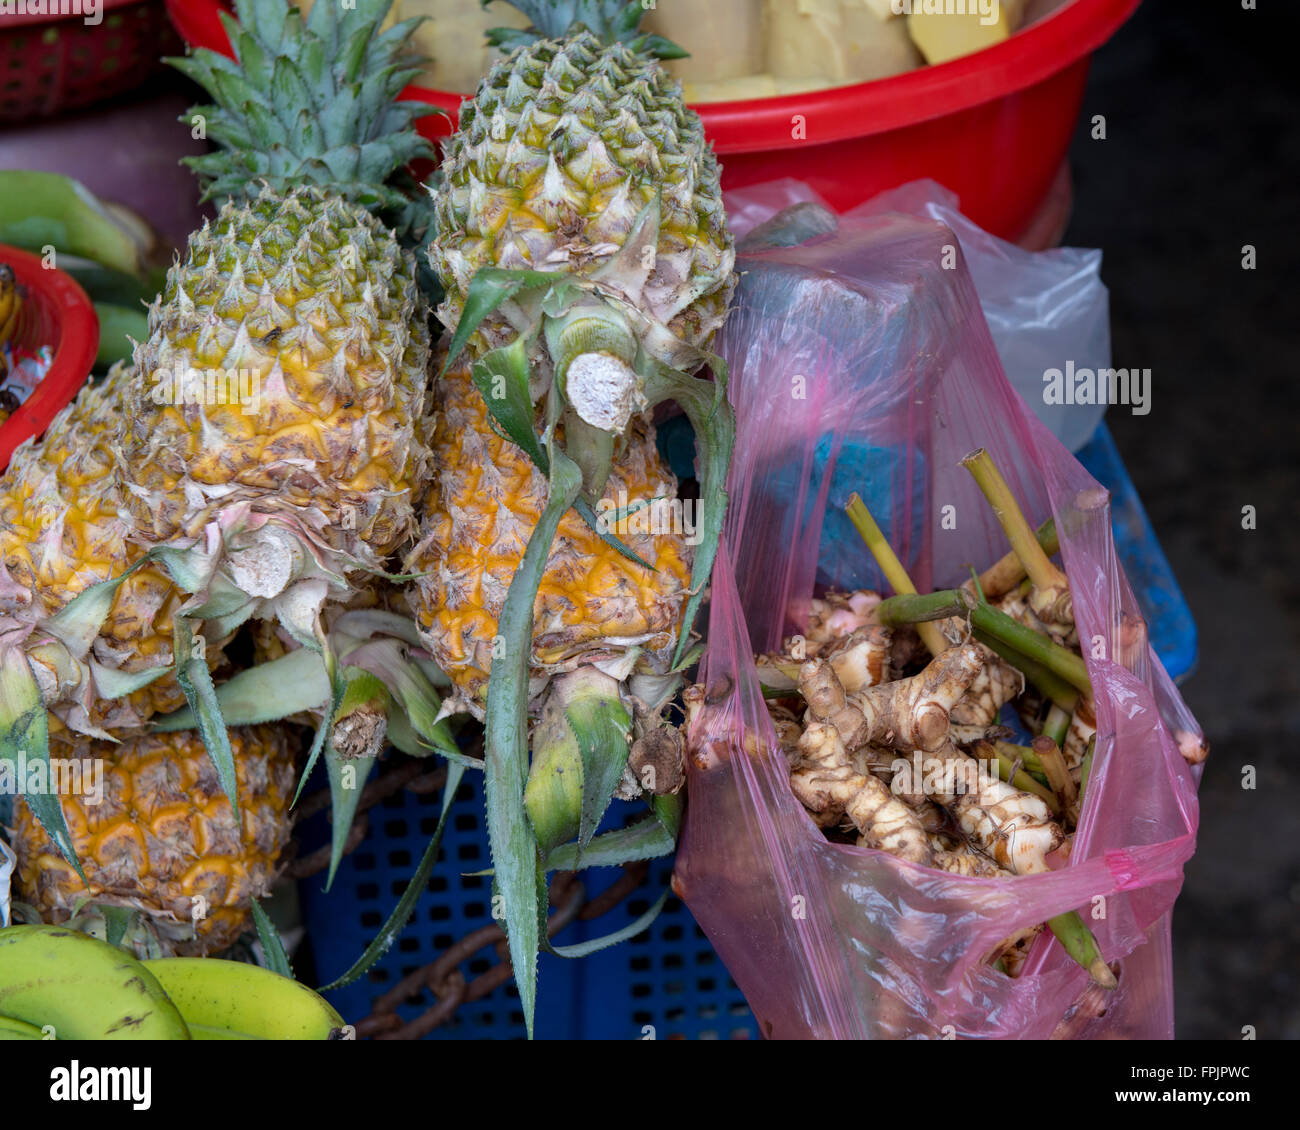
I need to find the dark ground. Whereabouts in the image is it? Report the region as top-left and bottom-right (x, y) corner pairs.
(1064, 0), (1300, 1039)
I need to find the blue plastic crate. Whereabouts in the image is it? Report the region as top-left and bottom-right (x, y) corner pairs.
(299, 776), (756, 1040)
(298, 421), (1195, 1040)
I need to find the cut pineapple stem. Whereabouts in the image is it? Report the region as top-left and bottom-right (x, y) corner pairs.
(845, 494), (947, 658)
(961, 449), (1068, 596)
(546, 303), (642, 436)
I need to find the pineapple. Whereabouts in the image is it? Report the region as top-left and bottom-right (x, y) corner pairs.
(120, 187), (431, 567)
(407, 360), (693, 714)
(2, 1), (438, 887)
(417, 1), (738, 1034)
(0, 365), (226, 739)
(9, 726), (296, 956)
(432, 0), (735, 417)
(113, 0), (435, 606)
(2, 1), (434, 748)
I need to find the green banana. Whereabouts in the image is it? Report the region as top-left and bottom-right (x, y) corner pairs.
(0, 171), (155, 278)
(93, 302), (148, 368)
(143, 958), (345, 1041)
(187, 1022), (266, 1041)
(0, 1013), (48, 1040)
(0, 925), (190, 1040)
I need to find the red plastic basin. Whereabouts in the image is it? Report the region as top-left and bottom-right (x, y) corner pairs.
(0, 243), (98, 471)
(165, 0), (1139, 243)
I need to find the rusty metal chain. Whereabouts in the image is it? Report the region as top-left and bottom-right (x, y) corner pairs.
(288, 756), (652, 1039)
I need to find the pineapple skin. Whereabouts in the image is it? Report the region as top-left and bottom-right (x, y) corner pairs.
(10, 726), (296, 956)
(121, 188), (431, 563)
(431, 31), (735, 360)
(0, 366), (221, 732)
(407, 363), (693, 713)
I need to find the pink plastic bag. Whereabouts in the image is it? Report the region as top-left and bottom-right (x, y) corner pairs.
(675, 209), (1202, 1040)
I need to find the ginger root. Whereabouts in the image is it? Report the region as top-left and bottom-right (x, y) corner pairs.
(950, 650), (1023, 727)
(792, 723), (931, 864)
(825, 625), (892, 693)
(800, 641), (984, 753)
(934, 848), (1010, 878)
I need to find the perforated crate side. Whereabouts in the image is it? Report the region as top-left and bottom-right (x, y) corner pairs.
(297, 773), (757, 1040)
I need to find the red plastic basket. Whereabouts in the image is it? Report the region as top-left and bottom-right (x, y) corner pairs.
(0, 0), (179, 122)
(166, 0), (1138, 243)
(0, 244), (99, 471)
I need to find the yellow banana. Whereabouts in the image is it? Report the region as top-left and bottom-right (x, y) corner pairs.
(143, 958), (345, 1041)
(0, 925), (191, 1040)
(0, 262), (21, 347)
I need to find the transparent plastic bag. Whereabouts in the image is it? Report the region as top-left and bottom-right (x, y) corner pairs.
(674, 210), (1202, 1040)
(724, 178), (1113, 452)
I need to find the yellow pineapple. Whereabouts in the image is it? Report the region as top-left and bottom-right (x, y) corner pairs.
(9, 726), (295, 956)
(415, 3), (737, 1032)
(0, 366), (225, 738)
(407, 362), (693, 715)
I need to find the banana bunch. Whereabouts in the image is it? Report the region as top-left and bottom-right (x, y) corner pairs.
(0, 262), (20, 407)
(0, 262), (21, 348)
(0, 925), (346, 1040)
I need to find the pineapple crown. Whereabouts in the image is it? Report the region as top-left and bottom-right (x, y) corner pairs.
(171, 0), (435, 221)
(482, 0), (686, 59)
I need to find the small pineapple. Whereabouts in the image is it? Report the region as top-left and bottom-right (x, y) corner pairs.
(407, 360), (693, 715)
(0, 366), (226, 738)
(3, 0), (435, 754)
(9, 726), (296, 956)
(116, 0), (436, 609)
(418, 2), (738, 1033)
(121, 187), (431, 566)
(432, 0), (735, 433)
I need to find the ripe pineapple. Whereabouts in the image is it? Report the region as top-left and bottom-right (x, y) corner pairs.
(121, 187), (431, 567)
(407, 361), (693, 714)
(3, 0), (433, 755)
(0, 366), (225, 738)
(114, 0), (435, 600)
(431, 0), (735, 436)
(9, 726), (295, 956)
(417, 2), (737, 1034)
